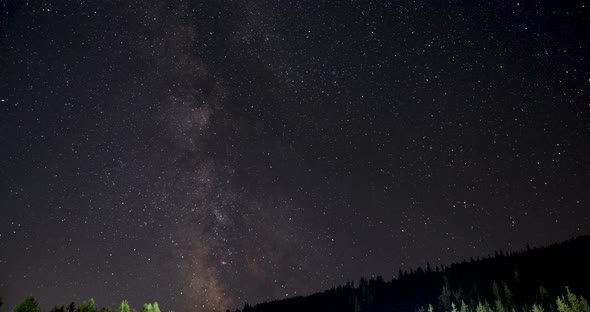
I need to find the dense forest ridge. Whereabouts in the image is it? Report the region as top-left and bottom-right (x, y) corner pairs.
(2, 236), (590, 312)
(234, 235), (590, 312)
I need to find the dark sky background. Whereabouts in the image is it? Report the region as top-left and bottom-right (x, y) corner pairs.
(1, 1), (589, 311)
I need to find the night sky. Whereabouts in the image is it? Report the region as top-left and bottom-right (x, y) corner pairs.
(1, 1), (589, 311)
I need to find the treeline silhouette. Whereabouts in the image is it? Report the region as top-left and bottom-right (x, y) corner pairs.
(2, 298), (163, 312)
(235, 236), (590, 312)
(2, 236), (589, 312)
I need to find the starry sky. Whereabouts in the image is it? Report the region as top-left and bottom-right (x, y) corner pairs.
(1, 1), (589, 311)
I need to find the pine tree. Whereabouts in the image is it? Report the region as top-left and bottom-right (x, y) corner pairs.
(119, 300), (130, 312)
(492, 282), (501, 301)
(461, 300), (470, 312)
(439, 282), (452, 311)
(13, 295), (40, 312)
(566, 287), (581, 312)
(555, 287), (590, 312)
(475, 301), (494, 312)
(495, 299), (505, 312)
(140, 303), (161, 312)
(476, 302), (487, 312)
(556, 295), (569, 312)
(532, 304), (545, 312)
(77, 298), (96, 312)
(503, 284), (513, 307)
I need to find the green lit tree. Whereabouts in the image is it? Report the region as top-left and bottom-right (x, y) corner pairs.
(532, 304), (545, 312)
(439, 282), (452, 311)
(152, 303), (160, 312)
(119, 301), (130, 312)
(12, 295), (40, 312)
(460, 300), (470, 312)
(141, 302), (161, 312)
(556, 287), (590, 312)
(495, 299), (505, 312)
(475, 301), (493, 312)
(77, 299), (96, 312)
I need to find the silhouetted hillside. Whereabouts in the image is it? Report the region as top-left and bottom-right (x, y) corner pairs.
(234, 236), (590, 312)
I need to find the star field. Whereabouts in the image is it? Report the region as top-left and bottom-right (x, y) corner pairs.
(1, 1), (589, 311)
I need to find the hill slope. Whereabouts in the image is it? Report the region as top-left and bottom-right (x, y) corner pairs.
(234, 236), (590, 312)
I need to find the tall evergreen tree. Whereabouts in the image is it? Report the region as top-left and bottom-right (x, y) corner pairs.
(460, 300), (470, 312)
(119, 301), (130, 312)
(439, 282), (452, 311)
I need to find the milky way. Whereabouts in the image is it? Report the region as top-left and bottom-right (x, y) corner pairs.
(1, 1), (589, 311)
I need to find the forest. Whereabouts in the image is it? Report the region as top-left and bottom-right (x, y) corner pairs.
(235, 236), (590, 312)
(2, 236), (589, 312)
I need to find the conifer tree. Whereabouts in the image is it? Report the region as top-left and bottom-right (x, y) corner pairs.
(557, 295), (569, 312)
(532, 304), (545, 312)
(492, 282), (501, 301)
(460, 300), (469, 312)
(495, 299), (505, 312)
(13, 295), (40, 312)
(139, 303), (161, 312)
(77, 298), (96, 312)
(439, 282), (452, 311)
(566, 288), (582, 312)
(119, 300), (130, 312)
(476, 302), (486, 312)
(503, 284), (513, 307)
